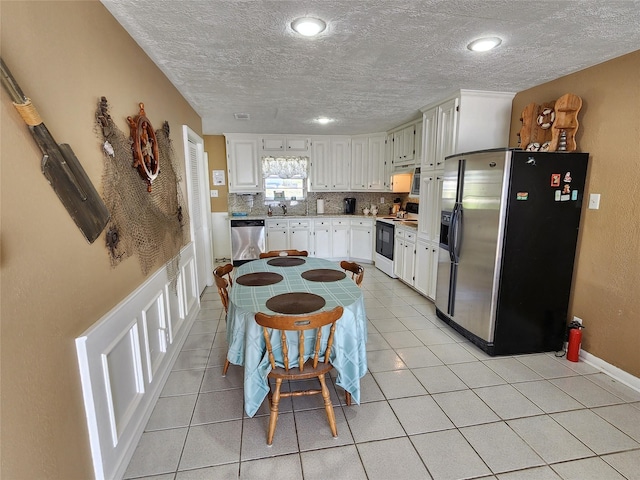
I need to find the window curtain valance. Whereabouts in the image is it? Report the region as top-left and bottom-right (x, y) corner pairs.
(262, 156), (308, 179)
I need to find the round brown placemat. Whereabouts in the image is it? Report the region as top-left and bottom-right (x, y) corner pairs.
(266, 292), (326, 314)
(301, 269), (347, 282)
(267, 257), (306, 267)
(236, 272), (283, 286)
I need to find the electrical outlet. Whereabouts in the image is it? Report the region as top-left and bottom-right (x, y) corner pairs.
(573, 316), (583, 325)
(210, 189), (219, 198)
(588, 193), (600, 209)
(380, 197), (385, 204)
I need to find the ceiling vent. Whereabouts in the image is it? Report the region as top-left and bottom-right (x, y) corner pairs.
(234, 113), (250, 120)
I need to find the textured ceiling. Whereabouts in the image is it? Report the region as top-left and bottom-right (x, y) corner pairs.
(102, 0), (640, 135)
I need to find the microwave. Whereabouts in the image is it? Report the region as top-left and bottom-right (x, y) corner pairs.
(410, 167), (420, 196)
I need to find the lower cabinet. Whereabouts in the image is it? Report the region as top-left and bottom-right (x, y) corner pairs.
(312, 220), (332, 258)
(289, 219), (311, 252)
(266, 222), (288, 251)
(332, 220), (350, 259)
(266, 219), (310, 252)
(349, 218), (374, 262)
(267, 216), (373, 262)
(394, 227), (416, 286)
(414, 238), (438, 299)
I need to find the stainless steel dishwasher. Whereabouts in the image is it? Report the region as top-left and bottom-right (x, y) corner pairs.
(230, 219), (265, 266)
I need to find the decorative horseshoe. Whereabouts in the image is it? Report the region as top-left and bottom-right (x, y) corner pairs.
(127, 103), (159, 192)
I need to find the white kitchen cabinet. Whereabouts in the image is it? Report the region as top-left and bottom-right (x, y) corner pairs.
(350, 136), (368, 191)
(414, 238), (434, 297)
(266, 219), (288, 251)
(392, 123), (418, 166)
(349, 218), (374, 262)
(332, 138), (351, 191)
(261, 135), (309, 153)
(350, 134), (386, 191)
(421, 107), (438, 170)
(393, 231), (404, 279)
(418, 173), (444, 242)
(309, 137), (351, 192)
(289, 219), (310, 252)
(420, 90), (515, 170)
(368, 134), (386, 190)
(393, 226), (417, 286)
(332, 219), (350, 258)
(384, 133), (394, 190)
(437, 97), (458, 169)
(225, 135), (261, 193)
(401, 230), (416, 286)
(414, 121), (423, 168)
(313, 219), (332, 258)
(394, 226), (416, 286)
(266, 218), (310, 252)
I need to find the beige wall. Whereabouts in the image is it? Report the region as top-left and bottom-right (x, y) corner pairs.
(509, 50), (640, 377)
(0, 2), (201, 479)
(204, 135), (229, 212)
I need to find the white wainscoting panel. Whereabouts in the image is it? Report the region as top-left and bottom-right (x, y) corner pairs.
(76, 243), (200, 480)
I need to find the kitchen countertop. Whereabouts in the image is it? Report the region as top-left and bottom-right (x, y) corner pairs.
(227, 214), (381, 221)
(226, 213), (419, 230)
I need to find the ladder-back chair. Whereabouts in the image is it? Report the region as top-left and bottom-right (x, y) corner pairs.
(254, 305), (344, 445)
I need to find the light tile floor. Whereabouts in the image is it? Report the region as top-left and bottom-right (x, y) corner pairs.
(125, 264), (640, 480)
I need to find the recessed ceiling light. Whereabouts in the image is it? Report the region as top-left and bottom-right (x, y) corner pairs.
(315, 117), (333, 125)
(467, 37), (502, 52)
(291, 17), (326, 37)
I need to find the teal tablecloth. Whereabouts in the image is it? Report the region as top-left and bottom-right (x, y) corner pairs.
(227, 257), (368, 417)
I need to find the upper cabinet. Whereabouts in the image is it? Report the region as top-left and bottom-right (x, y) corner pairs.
(261, 135), (310, 153)
(421, 90), (515, 171)
(390, 120), (422, 168)
(225, 135), (261, 193)
(308, 136), (351, 192)
(350, 133), (386, 191)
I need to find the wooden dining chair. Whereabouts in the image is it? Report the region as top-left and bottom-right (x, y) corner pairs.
(213, 267), (232, 375)
(259, 249), (309, 258)
(340, 260), (364, 287)
(214, 263), (234, 286)
(254, 305), (344, 445)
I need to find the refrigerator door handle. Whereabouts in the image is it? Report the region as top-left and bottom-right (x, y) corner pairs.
(448, 207), (458, 262)
(451, 203), (462, 262)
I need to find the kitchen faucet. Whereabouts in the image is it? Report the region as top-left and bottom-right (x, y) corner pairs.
(280, 203), (287, 215)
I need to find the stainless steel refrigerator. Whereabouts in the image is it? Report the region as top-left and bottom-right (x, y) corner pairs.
(435, 148), (589, 355)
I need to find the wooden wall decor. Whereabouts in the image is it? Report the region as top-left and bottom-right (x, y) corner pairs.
(518, 93), (582, 152)
(127, 103), (159, 192)
(550, 93), (582, 152)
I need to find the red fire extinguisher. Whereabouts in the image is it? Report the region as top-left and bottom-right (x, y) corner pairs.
(567, 321), (585, 362)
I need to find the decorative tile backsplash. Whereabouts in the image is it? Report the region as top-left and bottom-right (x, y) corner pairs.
(228, 191), (415, 216)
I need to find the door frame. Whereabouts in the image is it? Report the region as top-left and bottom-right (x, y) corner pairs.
(182, 125), (213, 293)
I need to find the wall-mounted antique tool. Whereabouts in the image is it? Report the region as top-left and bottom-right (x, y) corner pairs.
(1, 57), (110, 243)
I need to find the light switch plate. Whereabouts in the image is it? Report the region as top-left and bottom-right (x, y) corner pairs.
(588, 193), (600, 209)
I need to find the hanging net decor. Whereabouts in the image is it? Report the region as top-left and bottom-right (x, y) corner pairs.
(96, 97), (189, 282)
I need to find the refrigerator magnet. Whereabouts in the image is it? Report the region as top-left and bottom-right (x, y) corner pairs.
(561, 194), (570, 201)
(564, 172), (572, 183)
(555, 190), (562, 201)
(571, 190), (578, 201)
(516, 192), (529, 200)
(551, 174), (561, 187)
(562, 184), (571, 194)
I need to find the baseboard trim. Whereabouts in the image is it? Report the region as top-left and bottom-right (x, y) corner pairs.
(579, 348), (640, 393)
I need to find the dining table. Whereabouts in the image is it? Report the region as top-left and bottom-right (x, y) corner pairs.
(226, 256), (368, 417)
